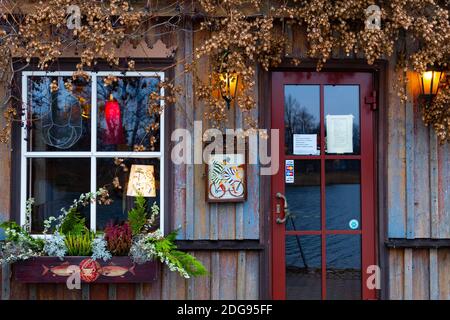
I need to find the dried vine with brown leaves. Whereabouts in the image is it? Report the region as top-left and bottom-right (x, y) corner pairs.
(0, 0), (449, 143)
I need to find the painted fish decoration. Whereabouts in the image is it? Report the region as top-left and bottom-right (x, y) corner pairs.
(100, 264), (135, 277)
(42, 262), (80, 277)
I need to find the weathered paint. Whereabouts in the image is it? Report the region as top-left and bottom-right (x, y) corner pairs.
(387, 55), (407, 238)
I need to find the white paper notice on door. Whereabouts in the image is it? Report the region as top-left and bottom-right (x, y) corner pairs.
(326, 115), (354, 154)
(293, 134), (319, 155)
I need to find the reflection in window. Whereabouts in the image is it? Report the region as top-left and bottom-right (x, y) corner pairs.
(325, 160), (361, 230)
(22, 72), (164, 234)
(28, 76), (91, 151)
(286, 160), (321, 231)
(324, 85), (360, 154)
(286, 235), (322, 300)
(326, 235), (361, 300)
(284, 85), (320, 155)
(97, 77), (160, 152)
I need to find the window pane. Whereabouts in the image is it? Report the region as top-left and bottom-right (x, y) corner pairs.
(286, 235), (322, 300)
(97, 76), (161, 152)
(28, 158), (91, 233)
(96, 158), (160, 231)
(324, 85), (360, 155)
(284, 85), (320, 155)
(325, 160), (361, 230)
(28, 76), (91, 151)
(285, 160), (321, 231)
(326, 235), (361, 300)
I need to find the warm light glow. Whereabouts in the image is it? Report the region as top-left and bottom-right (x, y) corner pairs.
(219, 73), (238, 100)
(127, 164), (156, 197)
(420, 71), (444, 96)
(214, 72), (239, 108)
(104, 94), (125, 145)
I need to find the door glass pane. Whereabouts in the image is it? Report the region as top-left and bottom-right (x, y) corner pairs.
(326, 160), (361, 230)
(27, 76), (92, 152)
(324, 85), (360, 155)
(286, 235), (322, 300)
(285, 160), (321, 231)
(284, 85), (320, 155)
(97, 76), (161, 152)
(326, 235), (361, 300)
(28, 158), (91, 233)
(96, 158), (160, 231)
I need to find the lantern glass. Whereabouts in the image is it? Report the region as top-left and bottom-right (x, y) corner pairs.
(420, 71), (444, 96)
(219, 72), (238, 101)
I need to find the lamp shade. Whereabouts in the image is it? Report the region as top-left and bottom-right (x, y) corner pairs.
(419, 71), (444, 96)
(104, 95), (125, 145)
(127, 164), (156, 197)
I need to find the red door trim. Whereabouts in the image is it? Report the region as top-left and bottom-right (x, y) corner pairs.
(271, 71), (377, 300)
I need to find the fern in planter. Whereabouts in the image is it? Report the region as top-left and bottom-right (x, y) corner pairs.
(128, 195), (148, 236)
(59, 208), (87, 236)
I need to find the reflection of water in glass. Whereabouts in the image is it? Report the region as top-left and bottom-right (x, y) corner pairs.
(286, 185), (320, 231)
(286, 235), (322, 300)
(286, 184), (361, 268)
(326, 184), (360, 230)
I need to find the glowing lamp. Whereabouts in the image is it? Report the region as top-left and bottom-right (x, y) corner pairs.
(419, 70), (444, 97)
(127, 164), (156, 197)
(216, 72), (239, 109)
(104, 94), (125, 145)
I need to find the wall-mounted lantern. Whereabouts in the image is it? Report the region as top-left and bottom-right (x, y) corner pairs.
(217, 71), (239, 110)
(419, 70), (445, 101)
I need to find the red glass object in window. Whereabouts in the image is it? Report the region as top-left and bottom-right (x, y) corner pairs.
(104, 94), (125, 145)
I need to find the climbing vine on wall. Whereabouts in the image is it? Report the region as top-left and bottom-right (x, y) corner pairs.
(0, 0), (449, 143)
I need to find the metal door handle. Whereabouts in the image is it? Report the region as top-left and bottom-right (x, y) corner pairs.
(276, 192), (291, 224)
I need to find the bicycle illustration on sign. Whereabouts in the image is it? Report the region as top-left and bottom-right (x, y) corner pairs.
(207, 154), (246, 202)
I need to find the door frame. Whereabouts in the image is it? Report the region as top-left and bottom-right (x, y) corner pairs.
(257, 59), (389, 300)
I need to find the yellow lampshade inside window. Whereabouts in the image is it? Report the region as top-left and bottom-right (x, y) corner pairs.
(419, 71), (444, 96)
(127, 164), (156, 197)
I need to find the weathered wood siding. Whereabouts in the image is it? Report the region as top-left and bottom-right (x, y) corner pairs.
(1, 251), (260, 300)
(386, 60), (450, 299)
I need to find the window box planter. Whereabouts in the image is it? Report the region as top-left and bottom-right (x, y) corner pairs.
(13, 256), (159, 284)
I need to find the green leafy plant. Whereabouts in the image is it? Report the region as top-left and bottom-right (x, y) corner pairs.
(130, 229), (208, 278)
(64, 232), (95, 256)
(59, 208), (87, 236)
(0, 221), (44, 252)
(154, 230), (208, 277)
(128, 194), (148, 235)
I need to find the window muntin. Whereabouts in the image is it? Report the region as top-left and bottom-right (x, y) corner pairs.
(21, 71), (165, 234)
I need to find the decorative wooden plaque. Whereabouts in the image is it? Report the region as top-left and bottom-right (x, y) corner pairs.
(14, 257), (159, 284)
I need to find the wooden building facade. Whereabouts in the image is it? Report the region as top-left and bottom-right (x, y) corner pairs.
(0, 5), (449, 300)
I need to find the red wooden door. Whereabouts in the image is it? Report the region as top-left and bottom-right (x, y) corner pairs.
(271, 72), (376, 300)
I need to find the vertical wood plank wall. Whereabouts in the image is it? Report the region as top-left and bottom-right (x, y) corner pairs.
(386, 64), (450, 300)
(1, 19), (449, 300)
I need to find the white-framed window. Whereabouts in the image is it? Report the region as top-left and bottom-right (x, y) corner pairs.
(20, 71), (165, 234)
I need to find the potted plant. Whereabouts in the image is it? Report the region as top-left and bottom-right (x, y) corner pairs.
(0, 190), (207, 284)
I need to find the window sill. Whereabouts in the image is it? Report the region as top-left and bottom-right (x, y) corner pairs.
(13, 256), (159, 284)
